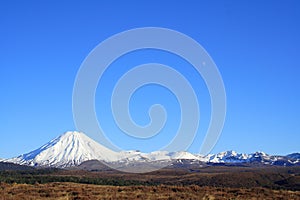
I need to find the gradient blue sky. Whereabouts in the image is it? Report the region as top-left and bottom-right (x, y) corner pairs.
(1, 1), (300, 158)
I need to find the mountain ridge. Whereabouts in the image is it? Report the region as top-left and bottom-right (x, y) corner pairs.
(5, 131), (300, 168)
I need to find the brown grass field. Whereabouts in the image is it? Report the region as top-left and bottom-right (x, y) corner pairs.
(1, 182), (300, 200)
(0, 165), (299, 199)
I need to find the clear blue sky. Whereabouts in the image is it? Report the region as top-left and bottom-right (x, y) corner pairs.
(1, 1), (299, 158)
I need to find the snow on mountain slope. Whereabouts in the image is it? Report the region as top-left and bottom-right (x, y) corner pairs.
(249, 151), (272, 163)
(142, 151), (171, 161)
(140, 151), (200, 161)
(9, 131), (122, 167)
(168, 151), (200, 160)
(248, 152), (300, 165)
(113, 150), (201, 162)
(286, 153), (300, 160)
(207, 150), (251, 163)
(118, 150), (146, 162)
(6, 131), (300, 168)
(8, 131), (206, 167)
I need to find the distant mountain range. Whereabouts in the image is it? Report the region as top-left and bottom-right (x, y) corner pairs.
(2, 131), (300, 168)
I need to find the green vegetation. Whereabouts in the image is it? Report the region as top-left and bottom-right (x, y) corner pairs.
(0, 170), (146, 186)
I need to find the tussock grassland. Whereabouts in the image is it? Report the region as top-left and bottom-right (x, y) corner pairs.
(1, 182), (300, 200)
(1, 166), (299, 199)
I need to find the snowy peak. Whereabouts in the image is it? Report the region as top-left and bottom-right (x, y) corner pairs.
(168, 151), (200, 160)
(286, 153), (300, 160)
(9, 131), (120, 167)
(206, 151), (300, 166)
(139, 151), (200, 161)
(206, 150), (251, 163)
(6, 131), (300, 168)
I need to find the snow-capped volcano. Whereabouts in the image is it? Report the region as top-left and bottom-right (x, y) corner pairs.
(7, 131), (300, 168)
(9, 131), (122, 167)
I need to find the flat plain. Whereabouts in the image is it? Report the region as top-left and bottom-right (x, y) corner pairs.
(0, 164), (299, 199)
